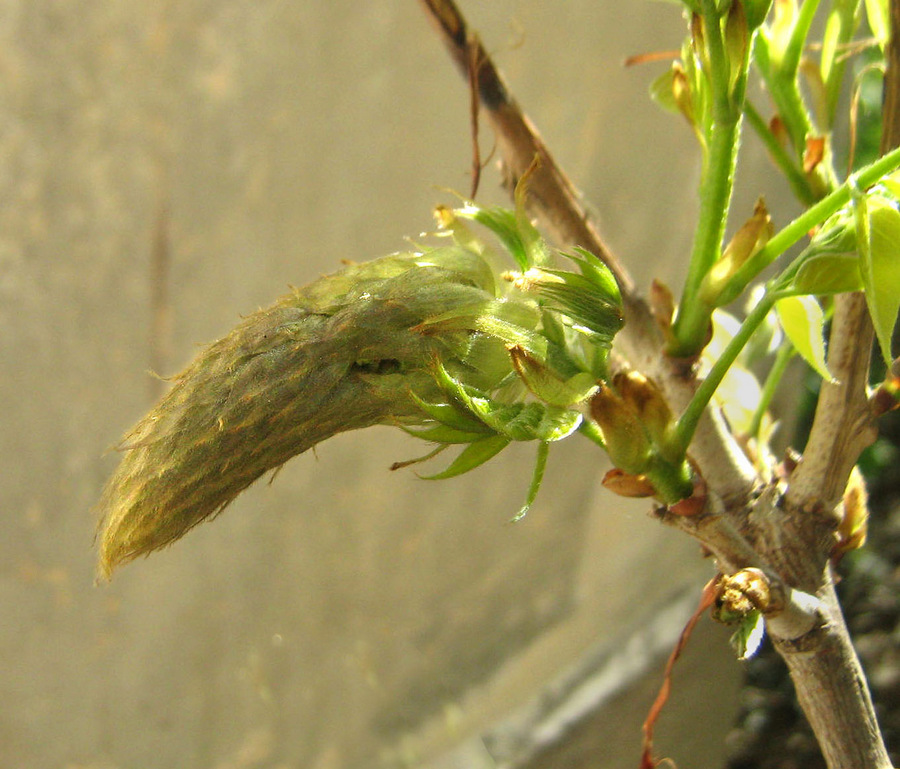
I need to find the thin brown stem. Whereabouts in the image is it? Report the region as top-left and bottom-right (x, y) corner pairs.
(418, 0), (631, 293)
(420, 2), (899, 767)
(767, 1), (900, 765)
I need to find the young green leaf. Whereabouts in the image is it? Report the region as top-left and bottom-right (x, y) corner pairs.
(859, 197), (900, 364)
(775, 295), (833, 380)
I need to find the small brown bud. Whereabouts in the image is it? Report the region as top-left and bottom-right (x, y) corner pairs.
(601, 469), (656, 498)
(589, 382), (651, 474)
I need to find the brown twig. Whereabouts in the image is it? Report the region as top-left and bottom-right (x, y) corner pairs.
(761, 3), (900, 766)
(418, 0), (633, 295)
(420, 2), (898, 766)
(466, 39), (483, 199)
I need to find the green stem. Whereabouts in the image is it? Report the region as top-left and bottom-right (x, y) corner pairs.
(783, 0), (822, 78)
(755, 34), (813, 156)
(700, 0), (735, 119)
(670, 116), (742, 356)
(675, 147), (900, 453)
(644, 454), (694, 504)
(670, 2), (755, 357)
(674, 291), (778, 454)
(744, 99), (817, 205)
(749, 340), (795, 441)
(821, 0), (862, 126)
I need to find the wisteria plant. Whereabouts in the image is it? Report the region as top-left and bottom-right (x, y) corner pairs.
(97, 1), (900, 766)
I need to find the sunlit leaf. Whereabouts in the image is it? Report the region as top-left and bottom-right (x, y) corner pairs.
(882, 170), (900, 200)
(717, 365), (764, 435)
(698, 312), (766, 434)
(859, 197), (900, 364)
(776, 295), (833, 380)
(865, 0), (890, 49)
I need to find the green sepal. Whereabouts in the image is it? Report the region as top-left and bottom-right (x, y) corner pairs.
(414, 245), (498, 296)
(517, 267), (624, 341)
(401, 423), (493, 444)
(435, 363), (583, 442)
(513, 173), (553, 268)
(509, 345), (599, 406)
(500, 402), (583, 442)
(416, 299), (546, 359)
(454, 204), (531, 270)
(418, 434), (511, 479)
(510, 441), (550, 523)
(790, 253), (863, 295)
(567, 247), (623, 305)
(408, 391), (495, 434)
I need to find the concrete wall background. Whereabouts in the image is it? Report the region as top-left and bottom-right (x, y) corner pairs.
(0, 2), (794, 767)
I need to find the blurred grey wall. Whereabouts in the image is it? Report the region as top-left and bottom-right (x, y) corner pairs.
(0, 2), (797, 767)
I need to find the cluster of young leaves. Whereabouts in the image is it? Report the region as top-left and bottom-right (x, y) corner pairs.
(398, 192), (626, 519)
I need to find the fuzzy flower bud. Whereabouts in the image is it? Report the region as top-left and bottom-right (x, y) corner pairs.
(96, 249), (495, 577)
